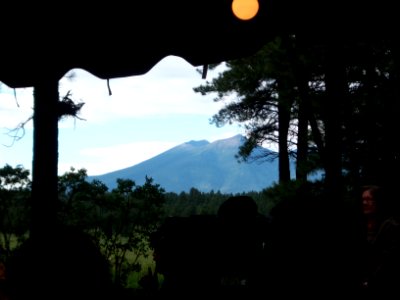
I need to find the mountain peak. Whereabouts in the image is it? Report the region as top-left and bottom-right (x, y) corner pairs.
(184, 139), (210, 147)
(211, 134), (245, 147)
(88, 134), (285, 194)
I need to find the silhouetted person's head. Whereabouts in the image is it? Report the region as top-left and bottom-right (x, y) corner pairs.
(217, 196), (258, 225)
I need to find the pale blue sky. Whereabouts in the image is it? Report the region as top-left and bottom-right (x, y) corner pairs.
(0, 56), (244, 176)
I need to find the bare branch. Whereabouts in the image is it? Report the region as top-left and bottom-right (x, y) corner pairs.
(3, 116), (33, 147)
(3, 90), (85, 147)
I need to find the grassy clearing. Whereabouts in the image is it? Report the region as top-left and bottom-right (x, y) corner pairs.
(1, 232), (160, 289)
(124, 249), (163, 289)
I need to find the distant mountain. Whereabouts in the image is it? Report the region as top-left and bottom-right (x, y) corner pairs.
(88, 135), (294, 194)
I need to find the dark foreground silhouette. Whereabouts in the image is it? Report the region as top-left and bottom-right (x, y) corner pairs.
(6, 225), (114, 300)
(151, 196), (270, 299)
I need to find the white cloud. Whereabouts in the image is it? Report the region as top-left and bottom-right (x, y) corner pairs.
(58, 56), (227, 124)
(1, 55), (241, 177)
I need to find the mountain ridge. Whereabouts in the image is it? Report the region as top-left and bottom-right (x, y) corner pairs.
(88, 135), (290, 194)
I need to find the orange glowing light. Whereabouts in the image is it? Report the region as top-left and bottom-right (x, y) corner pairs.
(231, 0), (259, 21)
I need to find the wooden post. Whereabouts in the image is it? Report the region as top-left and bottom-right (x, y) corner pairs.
(31, 78), (59, 239)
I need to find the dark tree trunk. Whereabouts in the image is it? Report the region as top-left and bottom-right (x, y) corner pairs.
(383, 42), (400, 198)
(277, 80), (292, 183)
(323, 44), (346, 200)
(296, 90), (309, 181)
(296, 76), (326, 181)
(31, 79), (59, 239)
(290, 34), (321, 182)
(278, 101), (290, 183)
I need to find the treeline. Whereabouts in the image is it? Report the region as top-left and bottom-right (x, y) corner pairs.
(163, 185), (290, 217)
(1, 162), (365, 293)
(0, 164), (310, 288)
(0, 165), (166, 288)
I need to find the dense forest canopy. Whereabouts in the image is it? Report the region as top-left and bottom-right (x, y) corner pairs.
(194, 34), (399, 199)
